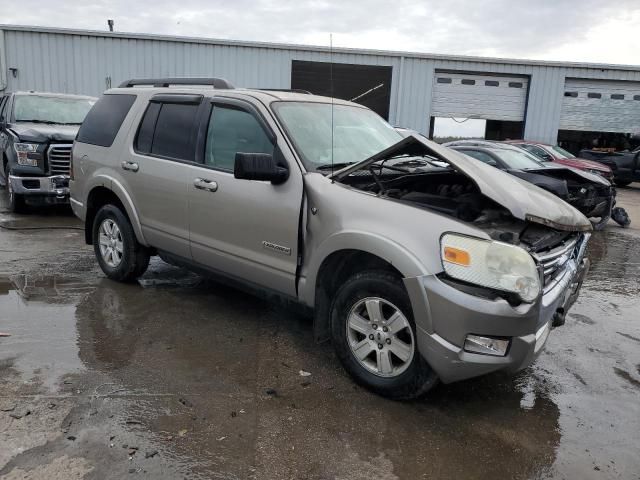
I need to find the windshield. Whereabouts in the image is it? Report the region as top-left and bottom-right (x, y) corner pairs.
(13, 95), (96, 124)
(272, 102), (402, 170)
(550, 145), (576, 159)
(492, 149), (546, 170)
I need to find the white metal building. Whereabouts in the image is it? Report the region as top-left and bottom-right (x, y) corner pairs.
(1, 24), (639, 145)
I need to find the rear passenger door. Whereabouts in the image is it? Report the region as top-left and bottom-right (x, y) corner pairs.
(188, 97), (303, 297)
(123, 94), (204, 258)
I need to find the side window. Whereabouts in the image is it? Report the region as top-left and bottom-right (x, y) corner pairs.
(205, 104), (274, 171)
(522, 144), (552, 161)
(463, 150), (497, 166)
(135, 102), (161, 154)
(76, 94), (136, 147)
(150, 103), (199, 161)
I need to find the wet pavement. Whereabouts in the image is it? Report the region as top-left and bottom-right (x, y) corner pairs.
(1, 187), (640, 480)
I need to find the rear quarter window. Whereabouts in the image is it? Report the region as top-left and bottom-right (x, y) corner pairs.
(76, 94), (136, 147)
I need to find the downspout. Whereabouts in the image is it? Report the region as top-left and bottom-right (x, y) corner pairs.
(0, 30), (7, 91)
(392, 55), (405, 126)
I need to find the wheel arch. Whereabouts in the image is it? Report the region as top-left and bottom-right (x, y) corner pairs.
(85, 180), (147, 247)
(304, 232), (429, 343)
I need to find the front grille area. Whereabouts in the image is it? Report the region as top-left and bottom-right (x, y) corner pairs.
(532, 234), (586, 292)
(47, 144), (72, 175)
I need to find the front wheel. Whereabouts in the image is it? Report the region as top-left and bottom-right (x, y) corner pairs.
(92, 204), (150, 282)
(330, 270), (438, 400)
(5, 166), (25, 213)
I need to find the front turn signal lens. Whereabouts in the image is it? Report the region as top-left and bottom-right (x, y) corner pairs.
(443, 246), (471, 266)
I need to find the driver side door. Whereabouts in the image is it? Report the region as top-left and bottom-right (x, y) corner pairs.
(188, 98), (303, 297)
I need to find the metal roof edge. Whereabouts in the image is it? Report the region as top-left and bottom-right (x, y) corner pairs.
(1, 24), (640, 72)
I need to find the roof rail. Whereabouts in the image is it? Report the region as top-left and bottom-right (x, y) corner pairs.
(118, 78), (235, 89)
(257, 88), (312, 94)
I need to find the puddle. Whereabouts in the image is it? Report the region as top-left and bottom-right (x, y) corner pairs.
(0, 275), (91, 391)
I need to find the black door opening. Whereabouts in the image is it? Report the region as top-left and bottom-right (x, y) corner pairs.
(291, 60), (393, 120)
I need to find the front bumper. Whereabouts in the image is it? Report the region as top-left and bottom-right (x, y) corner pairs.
(404, 251), (590, 384)
(9, 174), (70, 201)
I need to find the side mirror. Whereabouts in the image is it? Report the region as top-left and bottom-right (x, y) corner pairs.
(234, 152), (289, 184)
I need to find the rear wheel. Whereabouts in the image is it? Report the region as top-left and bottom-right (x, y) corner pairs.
(92, 204), (150, 282)
(614, 180), (632, 187)
(330, 270), (438, 400)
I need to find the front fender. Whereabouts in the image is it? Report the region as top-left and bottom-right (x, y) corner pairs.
(299, 230), (430, 307)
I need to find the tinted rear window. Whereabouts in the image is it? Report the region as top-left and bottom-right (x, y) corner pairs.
(150, 103), (199, 161)
(76, 94), (136, 147)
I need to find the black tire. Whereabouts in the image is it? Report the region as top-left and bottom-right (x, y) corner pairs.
(330, 270), (438, 400)
(4, 165), (25, 214)
(92, 204), (150, 282)
(614, 180), (632, 187)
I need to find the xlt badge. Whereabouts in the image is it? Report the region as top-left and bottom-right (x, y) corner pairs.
(262, 241), (291, 256)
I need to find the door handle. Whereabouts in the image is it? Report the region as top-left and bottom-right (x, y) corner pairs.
(193, 178), (218, 192)
(121, 161), (139, 172)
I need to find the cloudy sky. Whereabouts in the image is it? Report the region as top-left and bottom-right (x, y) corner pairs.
(2, 0), (639, 65)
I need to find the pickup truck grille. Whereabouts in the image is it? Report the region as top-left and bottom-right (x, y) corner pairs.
(532, 234), (588, 292)
(47, 144), (72, 175)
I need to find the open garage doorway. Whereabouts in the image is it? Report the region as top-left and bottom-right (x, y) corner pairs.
(558, 79), (640, 154)
(430, 72), (528, 141)
(291, 60), (393, 120)
(430, 117), (524, 143)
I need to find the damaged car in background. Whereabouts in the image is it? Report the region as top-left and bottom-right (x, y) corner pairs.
(71, 85), (592, 399)
(0, 91), (96, 212)
(445, 140), (627, 230)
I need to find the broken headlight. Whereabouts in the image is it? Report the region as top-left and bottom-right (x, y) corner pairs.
(440, 233), (541, 303)
(14, 142), (41, 167)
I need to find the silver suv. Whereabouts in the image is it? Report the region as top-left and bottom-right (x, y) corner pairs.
(70, 78), (591, 399)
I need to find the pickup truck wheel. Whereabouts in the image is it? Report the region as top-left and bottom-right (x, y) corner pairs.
(93, 204), (150, 282)
(4, 166), (25, 213)
(331, 270), (438, 400)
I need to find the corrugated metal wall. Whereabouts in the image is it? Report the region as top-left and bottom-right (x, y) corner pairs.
(2, 26), (640, 144)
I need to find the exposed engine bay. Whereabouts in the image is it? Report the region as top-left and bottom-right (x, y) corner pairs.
(340, 167), (575, 252)
(509, 168), (613, 219)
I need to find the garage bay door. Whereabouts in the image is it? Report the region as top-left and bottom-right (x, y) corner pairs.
(560, 79), (640, 133)
(431, 72), (529, 121)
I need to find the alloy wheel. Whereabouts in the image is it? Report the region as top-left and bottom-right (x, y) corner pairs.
(346, 297), (415, 378)
(98, 219), (124, 268)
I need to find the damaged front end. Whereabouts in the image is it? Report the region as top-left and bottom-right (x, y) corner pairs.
(330, 134), (592, 320)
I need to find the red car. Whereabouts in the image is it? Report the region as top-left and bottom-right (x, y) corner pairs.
(506, 140), (614, 181)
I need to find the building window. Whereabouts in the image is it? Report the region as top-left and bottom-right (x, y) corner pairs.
(634, 95), (640, 101)
(564, 91), (578, 97)
(508, 82), (523, 88)
(461, 79), (475, 85)
(587, 92), (602, 99)
(611, 94), (625, 100)
(437, 77), (452, 84)
(485, 80), (499, 87)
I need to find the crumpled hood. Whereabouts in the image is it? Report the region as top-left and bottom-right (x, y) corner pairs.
(331, 135), (592, 232)
(560, 157), (612, 172)
(524, 163), (611, 186)
(8, 122), (79, 143)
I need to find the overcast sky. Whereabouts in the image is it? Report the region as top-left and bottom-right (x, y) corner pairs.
(2, 0), (639, 65)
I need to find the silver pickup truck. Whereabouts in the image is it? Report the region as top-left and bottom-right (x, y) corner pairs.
(69, 78), (591, 399)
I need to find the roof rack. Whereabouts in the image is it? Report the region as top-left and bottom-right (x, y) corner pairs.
(256, 88), (311, 94)
(118, 78), (235, 89)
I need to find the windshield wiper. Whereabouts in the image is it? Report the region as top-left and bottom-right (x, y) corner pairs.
(16, 119), (58, 124)
(315, 162), (356, 171)
(16, 120), (81, 125)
